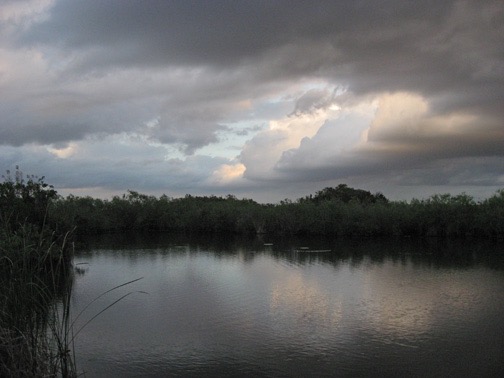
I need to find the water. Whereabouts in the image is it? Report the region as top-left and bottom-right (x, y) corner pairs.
(71, 234), (504, 377)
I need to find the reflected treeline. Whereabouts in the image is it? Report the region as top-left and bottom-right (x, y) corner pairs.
(264, 237), (504, 270)
(50, 185), (504, 239)
(75, 231), (504, 271)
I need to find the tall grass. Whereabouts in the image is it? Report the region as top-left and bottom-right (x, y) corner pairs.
(0, 223), (76, 377)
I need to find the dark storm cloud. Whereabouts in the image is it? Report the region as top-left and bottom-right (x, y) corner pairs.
(18, 0), (503, 118)
(0, 92), (158, 146)
(18, 0), (324, 67)
(20, 1), (455, 69)
(23, 1), (499, 85)
(2, 0), (503, 200)
(14, 0), (503, 107)
(290, 88), (339, 116)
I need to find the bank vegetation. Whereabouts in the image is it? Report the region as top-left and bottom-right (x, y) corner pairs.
(1, 168), (76, 377)
(48, 183), (504, 239)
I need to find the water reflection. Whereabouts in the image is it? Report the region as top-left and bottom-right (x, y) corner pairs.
(72, 234), (504, 377)
(76, 232), (504, 269)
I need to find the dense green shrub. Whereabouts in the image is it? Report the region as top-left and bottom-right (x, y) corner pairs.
(0, 166), (58, 232)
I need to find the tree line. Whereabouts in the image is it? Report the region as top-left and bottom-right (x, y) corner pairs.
(43, 186), (504, 239)
(2, 169), (504, 239)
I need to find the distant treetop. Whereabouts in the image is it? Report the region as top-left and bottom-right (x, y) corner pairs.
(303, 184), (389, 204)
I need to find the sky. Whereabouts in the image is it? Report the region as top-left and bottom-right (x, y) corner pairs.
(1, 0), (503, 203)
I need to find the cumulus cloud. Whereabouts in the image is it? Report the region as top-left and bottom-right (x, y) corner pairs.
(274, 91), (504, 186)
(208, 163), (246, 186)
(241, 98), (338, 181)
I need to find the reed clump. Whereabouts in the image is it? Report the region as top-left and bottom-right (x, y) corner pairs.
(0, 226), (76, 377)
(1, 167), (76, 377)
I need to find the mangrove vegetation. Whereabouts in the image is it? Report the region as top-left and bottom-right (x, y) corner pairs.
(3, 168), (504, 241)
(48, 182), (504, 239)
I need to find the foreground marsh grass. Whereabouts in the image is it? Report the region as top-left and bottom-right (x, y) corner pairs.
(0, 225), (76, 377)
(1, 168), (146, 377)
(0, 167), (77, 375)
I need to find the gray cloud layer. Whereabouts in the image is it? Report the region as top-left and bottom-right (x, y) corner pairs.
(1, 0), (503, 201)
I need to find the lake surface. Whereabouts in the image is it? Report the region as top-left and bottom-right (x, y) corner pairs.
(72, 234), (504, 377)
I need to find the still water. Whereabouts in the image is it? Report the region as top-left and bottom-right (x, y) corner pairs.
(72, 234), (504, 377)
